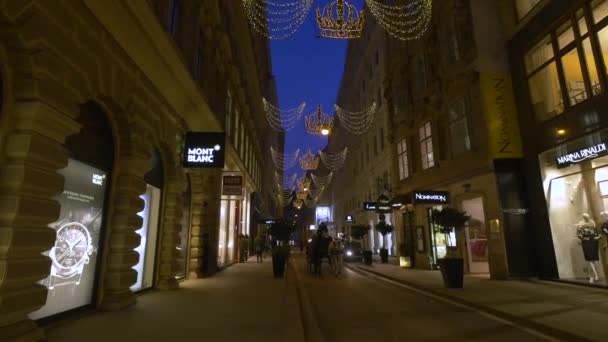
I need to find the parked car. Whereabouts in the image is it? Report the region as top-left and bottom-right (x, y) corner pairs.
(343, 241), (363, 262)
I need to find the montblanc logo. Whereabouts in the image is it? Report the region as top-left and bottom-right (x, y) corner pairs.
(92, 174), (105, 186)
(556, 143), (607, 167)
(187, 145), (221, 163)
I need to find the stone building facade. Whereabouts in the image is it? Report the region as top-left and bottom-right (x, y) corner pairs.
(0, 0), (280, 340)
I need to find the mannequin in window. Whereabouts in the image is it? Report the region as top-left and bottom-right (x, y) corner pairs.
(601, 211), (608, 237)
(576, 213), (600, 283)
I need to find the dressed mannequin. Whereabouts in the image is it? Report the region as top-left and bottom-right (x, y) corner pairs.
(576, 213), (600, 283)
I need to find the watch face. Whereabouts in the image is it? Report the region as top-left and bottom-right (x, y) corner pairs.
(53, 222), (91, 269)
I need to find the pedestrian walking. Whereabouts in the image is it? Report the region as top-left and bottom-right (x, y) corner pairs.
(255, 235), (265, 263)
(329, 238), (344, 277)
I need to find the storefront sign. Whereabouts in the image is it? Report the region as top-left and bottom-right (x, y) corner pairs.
(363, 202), (377, 211)
(555, 142), (607, 168)
(345, 215), (354, 223)
(316, 206), (331, 225)
(376, 194), (391, 213)
(480, 73), (524, 159)
(29, 159), (108, 319)
(413, 191), (449, 204)
(222, 175), (243, 196)
(182, 132), (226, 168)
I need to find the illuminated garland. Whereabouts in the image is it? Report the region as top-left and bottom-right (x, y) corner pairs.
(270, 146), (300, 170)
(304, 198), (317, 208)
(296, 175), (312, 191)
(365, 0), (432, 41)
(319, 148), (348, 171)
(277, 172), (298, 188)
(264, 98), (306, 132)
(311, 172), (333, 188)
(243, 0), (314, 40)
(308, 187), (324, 200)
(334, 102), (376, 135)
(299, 148), (320, 170)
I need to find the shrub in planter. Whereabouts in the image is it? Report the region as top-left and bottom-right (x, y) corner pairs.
(351, 224), (371, 264)
(430, 207), (470, 288)
(375, 221), (394, 263)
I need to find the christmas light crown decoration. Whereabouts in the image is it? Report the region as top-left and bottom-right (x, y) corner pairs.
(294, 199), (304, 209)
(296, 191), (309, 200)
(297, 176), (312, 191)
(366, 0), (433, 41)
(305, 105), (334, 136)
(243, 0), (314, 40)
(317, 0), (365, 39)
(299, 148), (320, 170)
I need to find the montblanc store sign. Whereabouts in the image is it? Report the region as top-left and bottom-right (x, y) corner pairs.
(413, 191), (449, 204)
(556, 142), (607, 168)
(183, 132), (226, 168)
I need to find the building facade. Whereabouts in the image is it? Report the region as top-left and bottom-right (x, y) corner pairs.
(0, 0), (280, 340)
(327, 10), (397, 255)
(383, 0), (530, 279)
(506, 0), (608, 287)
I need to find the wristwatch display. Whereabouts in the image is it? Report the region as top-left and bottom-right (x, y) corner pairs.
(48, 222), (94, 289)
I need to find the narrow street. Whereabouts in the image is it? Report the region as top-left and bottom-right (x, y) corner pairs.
(293, 254), (550, 342)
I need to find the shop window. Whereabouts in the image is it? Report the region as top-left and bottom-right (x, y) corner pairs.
(524, 35), (554, 73)
(527, 62), (562, 122)
(397, 138), (409, 180)
(557, 21), (575, 49)
(29, 102), (115, 320)
(419, 122), (434, 170)
(448, 97), (472, 156)
(578, 9), (589, 36)
(582, 38), (601, 95)
(592, 0), (608, 24)
(515, 0), (542, 21)
(539, 128), (608, 285)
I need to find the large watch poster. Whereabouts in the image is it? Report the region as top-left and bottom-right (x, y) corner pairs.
(29, 159), (108, 319)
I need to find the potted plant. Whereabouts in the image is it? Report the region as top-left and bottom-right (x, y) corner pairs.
(238, 234), (250, 263)
(375, 221), (394, 263)
(351, 224), (371, 265)
(268, 219), (295, 277)
(430, 207), (470, 288)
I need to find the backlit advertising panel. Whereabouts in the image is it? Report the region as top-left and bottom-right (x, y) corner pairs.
(315, 206), (331, 226)
(131, 184), (161, 292)
(29, 159), (108, 319)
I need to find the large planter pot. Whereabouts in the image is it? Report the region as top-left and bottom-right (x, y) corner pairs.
(272, 252), (287, 277)
(380, 248), (389, 263)
(438, 258), (464, 288)
(363, 251), (373, 265)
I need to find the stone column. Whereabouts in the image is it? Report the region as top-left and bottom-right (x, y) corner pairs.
(157, 174), (186, 289)
(99, 139), (149, 311)
(188, 169), (221, 278)
(0, 99), (80, 341)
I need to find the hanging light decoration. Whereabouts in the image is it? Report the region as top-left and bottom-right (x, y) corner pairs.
(311, 172), (333, 188)
(263, 98), (306, 132)
(308, 187), (324, 200)
(293, 199), (304, 209)
(243, 0), (314, 40)
(305, 105), (334, 136)
(299, 148), (320, 170)
(365, 0), (433, 41)
(270, 146), (300, 170)
(296, 175), (312, 191)
(316, 0), (365, 39)
(318, 148), (348, 171)
(277, 172), (298, 189)
(304, 197), (317, 208)
(334, 102), (377, 135)
(296, 191), (308, 200)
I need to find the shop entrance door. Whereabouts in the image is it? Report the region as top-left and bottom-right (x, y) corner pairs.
(462, 197), (489, 273)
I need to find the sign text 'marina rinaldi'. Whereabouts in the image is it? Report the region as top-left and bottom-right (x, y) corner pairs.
(183, 132), (226, 168)
(556, 142), (607, 168)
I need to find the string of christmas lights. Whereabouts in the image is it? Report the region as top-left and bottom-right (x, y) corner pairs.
(334, 102), (377, 135)
(243, 0), (314, 40)
(299, 148), (320, 170)
(365, 0), (433, 41)
(304, 198), (317, 208)
(278, 172), (298, 188)
(311, 172), (333, 188)
(270, 146), (300, 170)
(308, 187), (324, 200)
(319, 148), (348, 171)
(264, 98), (306, 132)
(296, 175), (312, 191)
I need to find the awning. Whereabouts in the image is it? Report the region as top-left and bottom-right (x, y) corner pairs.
(390, 194), (412, 208)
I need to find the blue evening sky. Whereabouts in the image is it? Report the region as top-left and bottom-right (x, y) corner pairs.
(270, 0), (364, 179)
